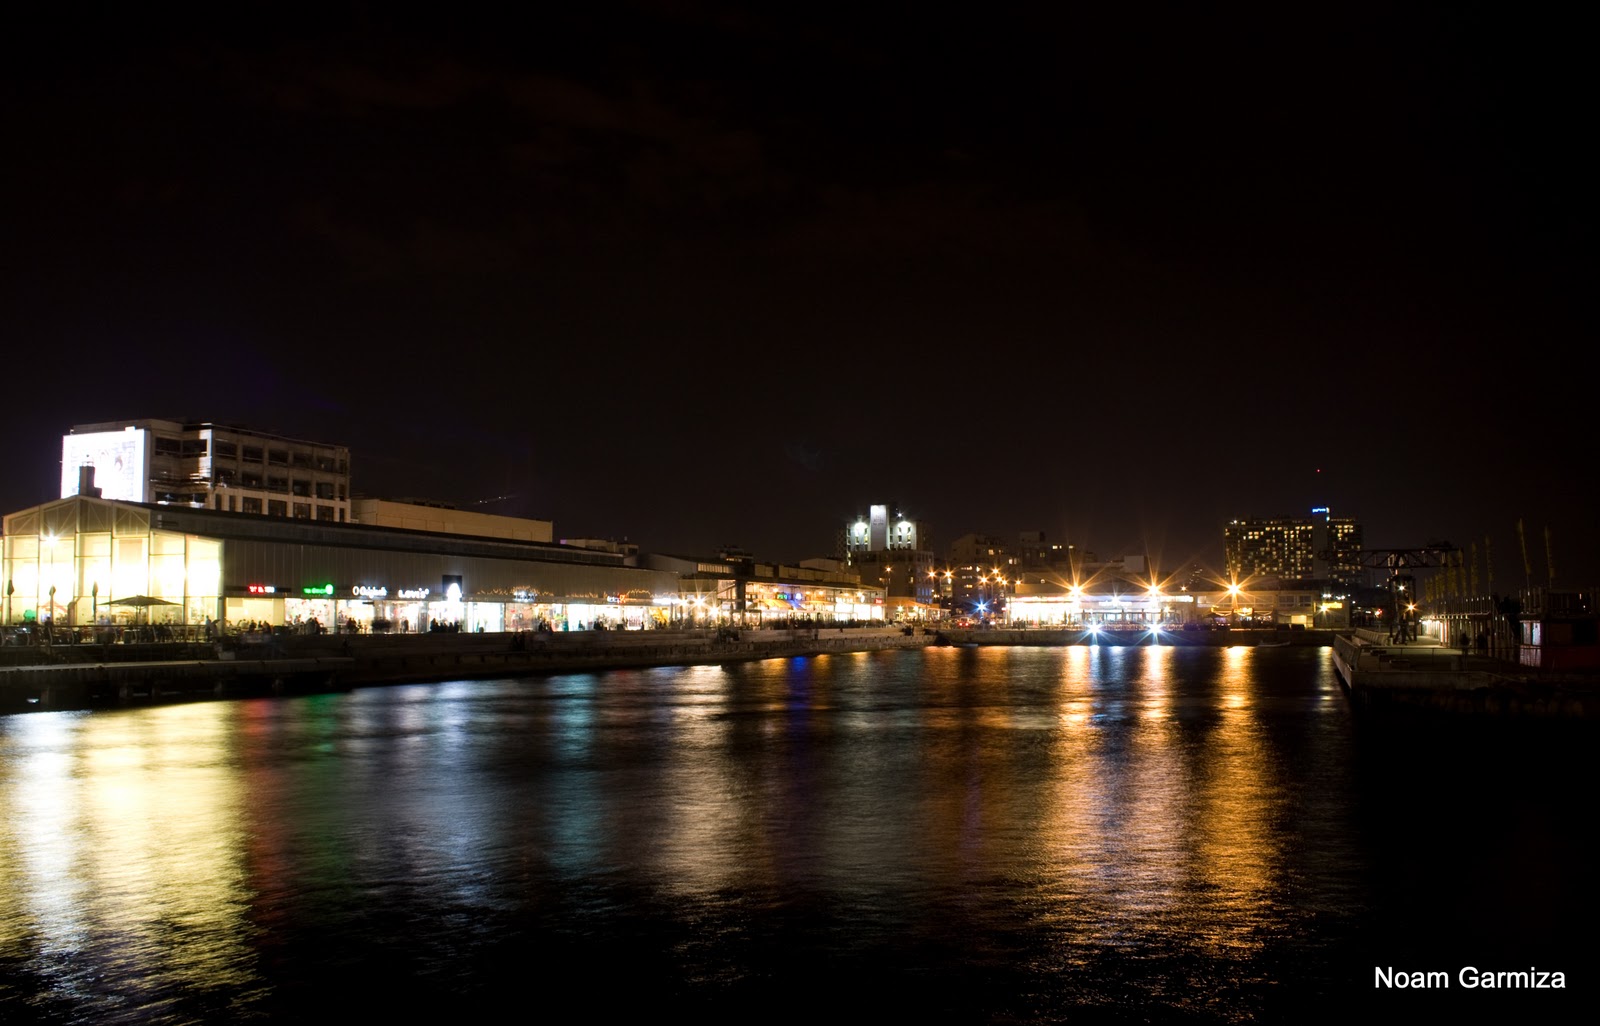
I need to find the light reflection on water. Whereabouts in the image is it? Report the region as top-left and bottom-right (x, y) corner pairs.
(1, 646), (1592, 1022)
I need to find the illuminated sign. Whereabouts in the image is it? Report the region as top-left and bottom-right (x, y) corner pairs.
(398, 588), (430, 600)
(246, 584), (278, 595)
(1311, 506), (1329, 514)
(302, 583), (334, 596)
(352, 585), (388, 599)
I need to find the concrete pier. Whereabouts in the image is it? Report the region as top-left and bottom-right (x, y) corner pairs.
(1331, 634), (1600, 719)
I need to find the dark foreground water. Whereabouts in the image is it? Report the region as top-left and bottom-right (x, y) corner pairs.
(2, 646), (1593, 1023)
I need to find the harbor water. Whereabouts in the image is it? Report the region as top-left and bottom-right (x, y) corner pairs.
(2, 645), (1592, 1022)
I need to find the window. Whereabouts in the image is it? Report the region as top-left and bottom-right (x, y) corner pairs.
(293, 503), (312, 519)
(267, 475), (288, 493)
(180, 439), (208, 457)
(291, 479), (310, 497)
(268, 449), (289, 466)
(317, 505), (335, 521)
(240, 471), (262, 488)
(241, 497), (262, 514)
(267, 500), (287, 516)
(242, 446), (263, 463)
(153, 437), (182, 456)
(213, 440), (237, 459)
(315, 482), (335, 500)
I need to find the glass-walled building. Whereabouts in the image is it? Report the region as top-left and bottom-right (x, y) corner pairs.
(3, 496), (680, 633)
(3, 498), (221, 628)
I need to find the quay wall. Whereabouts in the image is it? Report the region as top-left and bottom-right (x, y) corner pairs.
(1331, 634), (1600, 720)
(1, 627), (933, 713)
(283, 625), (933, 686)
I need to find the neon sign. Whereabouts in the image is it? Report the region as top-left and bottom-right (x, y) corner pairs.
(302, 583), (334, 596)
(352, 585), (388, 599)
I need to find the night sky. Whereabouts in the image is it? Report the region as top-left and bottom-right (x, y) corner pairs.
(6, 4), (1594, 585)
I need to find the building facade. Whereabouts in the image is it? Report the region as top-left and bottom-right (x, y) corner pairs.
(3, 495), (679, 635)
(1224, 516), (1318, 581)
(1313, 509), (1364, 587)
(62, 420), (352, 524)
(840, 503), (938, 616)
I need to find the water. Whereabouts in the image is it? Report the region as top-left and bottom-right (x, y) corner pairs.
(2, 646), (1593, 1023)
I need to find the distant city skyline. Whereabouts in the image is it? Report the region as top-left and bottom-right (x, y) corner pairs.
(41, 418), (1576, 601)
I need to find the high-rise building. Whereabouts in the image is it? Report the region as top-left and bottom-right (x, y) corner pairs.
(843, 503), (930, 555)
(841, 503), (936, 613)
(1224, 516), (1317, 581)
(62, 420), (352, 523)
(1225, 510), (1364, 584)
(1311, 508), (1364, 587)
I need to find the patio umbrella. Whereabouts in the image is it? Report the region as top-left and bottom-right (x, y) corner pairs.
(105, 596), (180, 622)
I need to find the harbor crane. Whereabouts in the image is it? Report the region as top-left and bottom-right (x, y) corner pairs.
(1351, 543), (1459, 642)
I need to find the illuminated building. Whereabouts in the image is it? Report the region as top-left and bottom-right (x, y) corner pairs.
(1225, 516), (1319, 580)
(62, 420), (352, 523)
(841, 503), (937, 617)
(3, 494), (677, 633)
(842, 503), (930, 555)
(1312, 508), (1365, 587)
(943, 533), (1017, 619)
(1225, 511), (1364, 586)
(645, 553), (882, 624)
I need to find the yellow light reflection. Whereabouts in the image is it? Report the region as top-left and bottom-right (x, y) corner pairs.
(0, 705), (259, 999)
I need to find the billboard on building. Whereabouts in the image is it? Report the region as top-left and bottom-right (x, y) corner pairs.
(61, 429), (148, 501)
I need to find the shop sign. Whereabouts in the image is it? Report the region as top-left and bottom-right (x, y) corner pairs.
(246, 584), (278, 594)
(398, 588), (430, 600)
(302, 583), (334, 596)
(353, 585), (388, 599)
